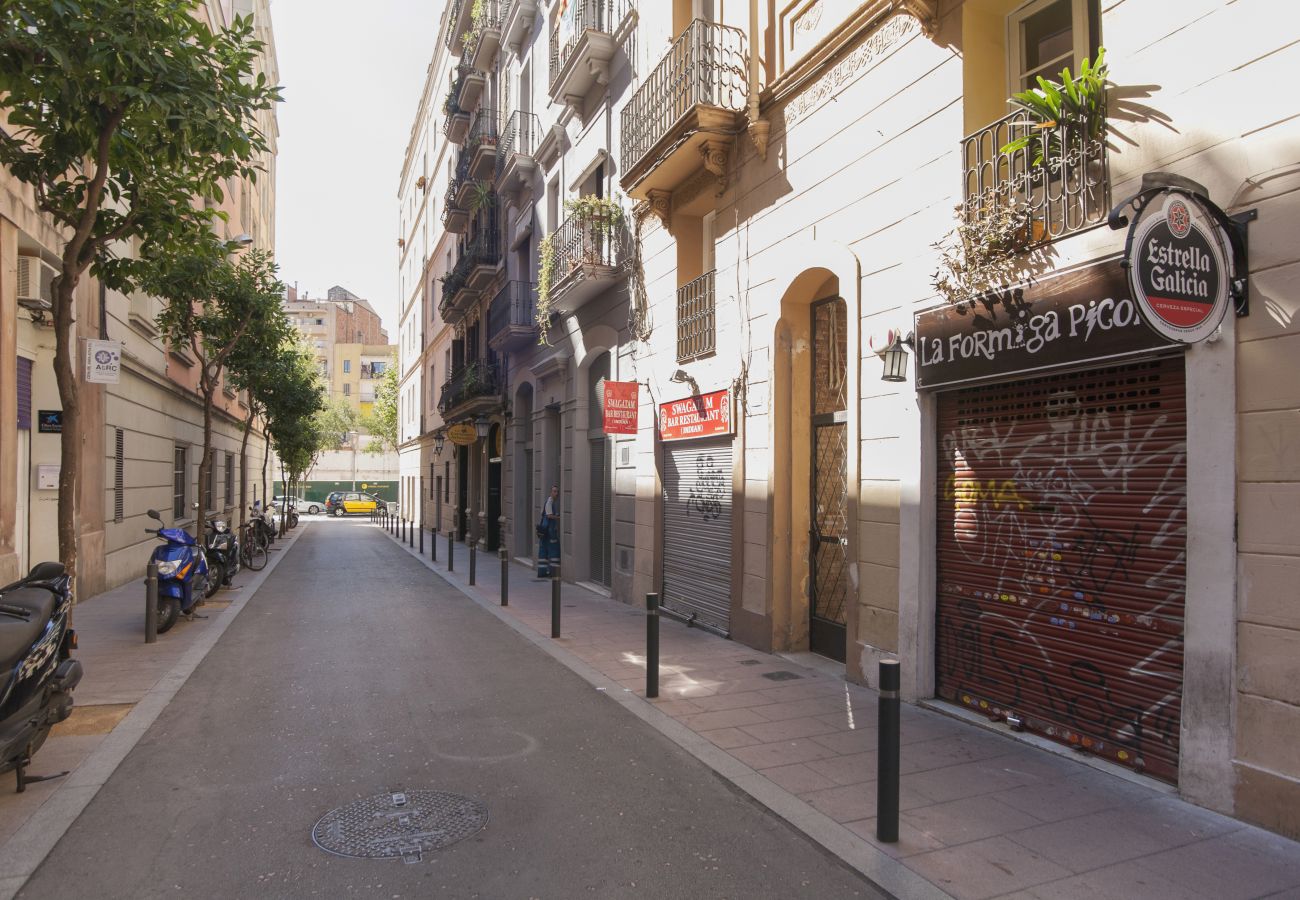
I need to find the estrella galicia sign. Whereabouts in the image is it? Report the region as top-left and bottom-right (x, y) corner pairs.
(1127, 190), (1231, 343)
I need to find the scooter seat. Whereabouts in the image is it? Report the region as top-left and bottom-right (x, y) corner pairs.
(0, 587), (56, 672)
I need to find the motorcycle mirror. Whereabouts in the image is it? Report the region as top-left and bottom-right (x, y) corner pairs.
(147, 509), (162, 521)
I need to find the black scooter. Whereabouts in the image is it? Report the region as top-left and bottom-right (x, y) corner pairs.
(203, 517), (240, 590)
(0, 562), (82, 792)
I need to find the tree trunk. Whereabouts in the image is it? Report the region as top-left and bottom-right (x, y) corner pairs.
(261, 429), (270, 509)
(51, 275), (81, 596)
(238, 405), (254, 528)
(197, 375), (216, 542)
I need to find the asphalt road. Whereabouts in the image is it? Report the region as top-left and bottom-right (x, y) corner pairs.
(19, 520), (884, 899)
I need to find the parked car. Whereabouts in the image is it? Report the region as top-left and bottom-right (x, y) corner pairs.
(327, 491), (385, 517)
(276, 495), (322, 515)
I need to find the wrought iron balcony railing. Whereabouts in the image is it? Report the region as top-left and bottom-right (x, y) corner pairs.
(547, 205), (628, 286)
(961, 110), (1109, 241)
(444, 0), (465, 50)
(621, 21), (747, 175)
(676, 270), (716, 363)
(496, 110), (541, 180)
(439, 359), (501, 415)
(549, 0), (625, 88)
(468, 107), (498, 148)
(488, 281), (537, 337)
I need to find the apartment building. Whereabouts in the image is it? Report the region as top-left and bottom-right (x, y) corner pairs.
(400, 0), (1300, 838)
(1, 0), (280, 594)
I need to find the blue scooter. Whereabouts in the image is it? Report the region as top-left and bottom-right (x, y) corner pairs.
(145, 508), (214, 634)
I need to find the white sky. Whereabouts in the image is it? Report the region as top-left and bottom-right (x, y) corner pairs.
(272, 0), (443, 336)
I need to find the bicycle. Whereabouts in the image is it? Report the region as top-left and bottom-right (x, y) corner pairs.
(240, 522), (268, 571)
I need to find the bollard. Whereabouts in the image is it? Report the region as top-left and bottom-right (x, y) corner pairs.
(876, 658), (901, 843)
(469, 542), (477, 585)
(447, 529), (455, 572)
(551, 565), (561, 638)
(499, 547), (509, 606)
(419, 515), (424, 554)
(145, 562), (158, 644)
(646, 592), (659, 698)
(432, 526), (438, 562)
(408, 518), (414, 548)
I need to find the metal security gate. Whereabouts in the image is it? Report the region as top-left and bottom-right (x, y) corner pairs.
(810, 297), (849, 661)
(589, 438), (611, 586)
(662, 439), (733, 634)
(935, 356), (1187, 783)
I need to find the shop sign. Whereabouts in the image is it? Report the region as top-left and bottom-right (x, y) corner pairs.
(85, 339), (122, 384)
(602, 381), (639, 434)
(914, 258), (1176, 390)
(37, 410), (62, 433)
(447, 423), (478, 446)
(659, 389), (732, 442)
(1127, 190), (1232, 343)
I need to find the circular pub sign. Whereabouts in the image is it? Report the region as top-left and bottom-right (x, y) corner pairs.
(447, 423), (478, 446)
(1128, 190), (1232, 343)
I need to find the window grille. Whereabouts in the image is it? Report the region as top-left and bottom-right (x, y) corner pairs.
(114, 429), (124, 523)
(676, 270), (716, 362)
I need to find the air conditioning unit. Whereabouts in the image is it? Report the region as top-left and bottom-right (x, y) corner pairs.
(17, 254), (57, 311)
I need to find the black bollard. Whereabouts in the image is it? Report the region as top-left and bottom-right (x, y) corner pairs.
(469, 542), (477, 585)
(408, 518), (414, 548)
(145, 562), (158, 644)
(876, 659), (901, 843)
(500, 547), (509, 606)
(551, 565), (561, 638)
(447, 529), (455, 572)
(432, 526), (438, 562)
(646, 592), (659, 698)
(419, 515), (424, 554)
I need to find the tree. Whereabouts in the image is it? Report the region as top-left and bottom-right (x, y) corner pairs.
(150, 249), (288, 538)
(314, 398), (361, 453)
(362, 355), (399, 454)
(0, 0), (281, 587)
(258, 339), (326, 506)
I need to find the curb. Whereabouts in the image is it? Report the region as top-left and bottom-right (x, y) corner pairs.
(0, 523), (311, 900)
(380, 525), (954, 900)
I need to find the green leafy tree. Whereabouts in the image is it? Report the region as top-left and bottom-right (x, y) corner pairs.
(314, 398), (361, 453)
(0, 0), (281, 585)
(361, 355), (399, 454)
(259, 340), (326, 502)
(150, 249), (289, 537)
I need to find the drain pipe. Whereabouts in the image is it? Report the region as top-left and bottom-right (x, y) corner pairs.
(747, 0), (769, 160)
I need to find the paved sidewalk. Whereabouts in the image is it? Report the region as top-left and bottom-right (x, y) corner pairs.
(0, 522), (309, 898)
(383, 518), (1300, 900)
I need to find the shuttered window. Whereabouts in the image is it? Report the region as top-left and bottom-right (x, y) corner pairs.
(114, 428), (124, 522)
(225, 452), (235, 506)
(17, 357), (34, 430)
(662, 439), (734, 634)
(173, 446), (187, 519)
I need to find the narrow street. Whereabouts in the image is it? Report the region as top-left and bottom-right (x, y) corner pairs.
(17, 521), (881, 899)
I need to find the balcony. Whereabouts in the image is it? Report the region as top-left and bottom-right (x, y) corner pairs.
(456, 69), (486, 114)
(439, 212), (503, 325)
(439, 360), (502, 418)
(468, 0), (504, 73)
(443, 0), (473, 55)
(442, 182), (468, 234)
(467, 109), (499, 181)
(548, 0), (629, 112)
(676, 270), (716, 363)
(544, 205), (629, 316)
(961, 109), (1109, 242)
(488, 281), (538, 352)
(620, 21), (747, 209)
(502, 0), (539, 55)
(496, 110), (541, 197)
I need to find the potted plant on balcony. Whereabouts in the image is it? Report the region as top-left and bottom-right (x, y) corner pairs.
(999, 48), (1108, 168)
(564, 195), (624, 265)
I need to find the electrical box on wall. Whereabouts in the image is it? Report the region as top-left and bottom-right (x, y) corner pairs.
(36, 465), (60, 490)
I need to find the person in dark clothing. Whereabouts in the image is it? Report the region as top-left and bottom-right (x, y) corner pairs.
(537, 485), (560, 578)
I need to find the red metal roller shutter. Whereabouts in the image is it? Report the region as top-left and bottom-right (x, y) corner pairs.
(935, 356), (1187, 783)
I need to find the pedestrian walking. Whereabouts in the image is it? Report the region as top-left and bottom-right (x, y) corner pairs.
(537, 485), (560, 578)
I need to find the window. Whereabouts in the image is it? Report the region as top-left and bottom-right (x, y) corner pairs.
(205, 455), (215, 512)
(225, 452), (235, 507)
(1008, 0), (1097, 94)
(343, 359), (352, 374)
(114, 428), (124, 523)
(444, 463), (450, 502)
(343, 383), (352, 397)
(173, 445), (187, 519)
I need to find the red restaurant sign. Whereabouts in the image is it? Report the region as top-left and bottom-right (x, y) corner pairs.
(602, 381), (639, 434)
(659, 389), (732, 442)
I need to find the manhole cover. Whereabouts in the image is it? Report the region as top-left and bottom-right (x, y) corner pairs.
(761, 670), (802, 681)
(312, 790), (487, 863)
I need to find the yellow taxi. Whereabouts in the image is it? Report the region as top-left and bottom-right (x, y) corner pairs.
(328, 491), (384, 517)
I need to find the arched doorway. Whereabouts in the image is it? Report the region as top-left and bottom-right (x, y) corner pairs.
(809, 296), (850, 661)
(586, 351), (612, 587)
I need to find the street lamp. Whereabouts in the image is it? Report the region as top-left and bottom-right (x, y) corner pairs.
(434, 429), (446, 456)
(880, 334), (913, 383)
(474, 415), (490, 440)
(347, 430), (359, 490)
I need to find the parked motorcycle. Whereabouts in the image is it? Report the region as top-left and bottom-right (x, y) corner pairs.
(145, 508), (214, 634)
(203, 517), (240, 590)
(0, 561), (82, 792)
(249, 502), (276, 549)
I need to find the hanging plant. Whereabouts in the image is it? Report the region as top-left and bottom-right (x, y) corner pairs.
(535, 230), (556, 345)
(1000, 48), (1108, 166)
(931, 200), (1040, 313)
(563, 195), (625, 233)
